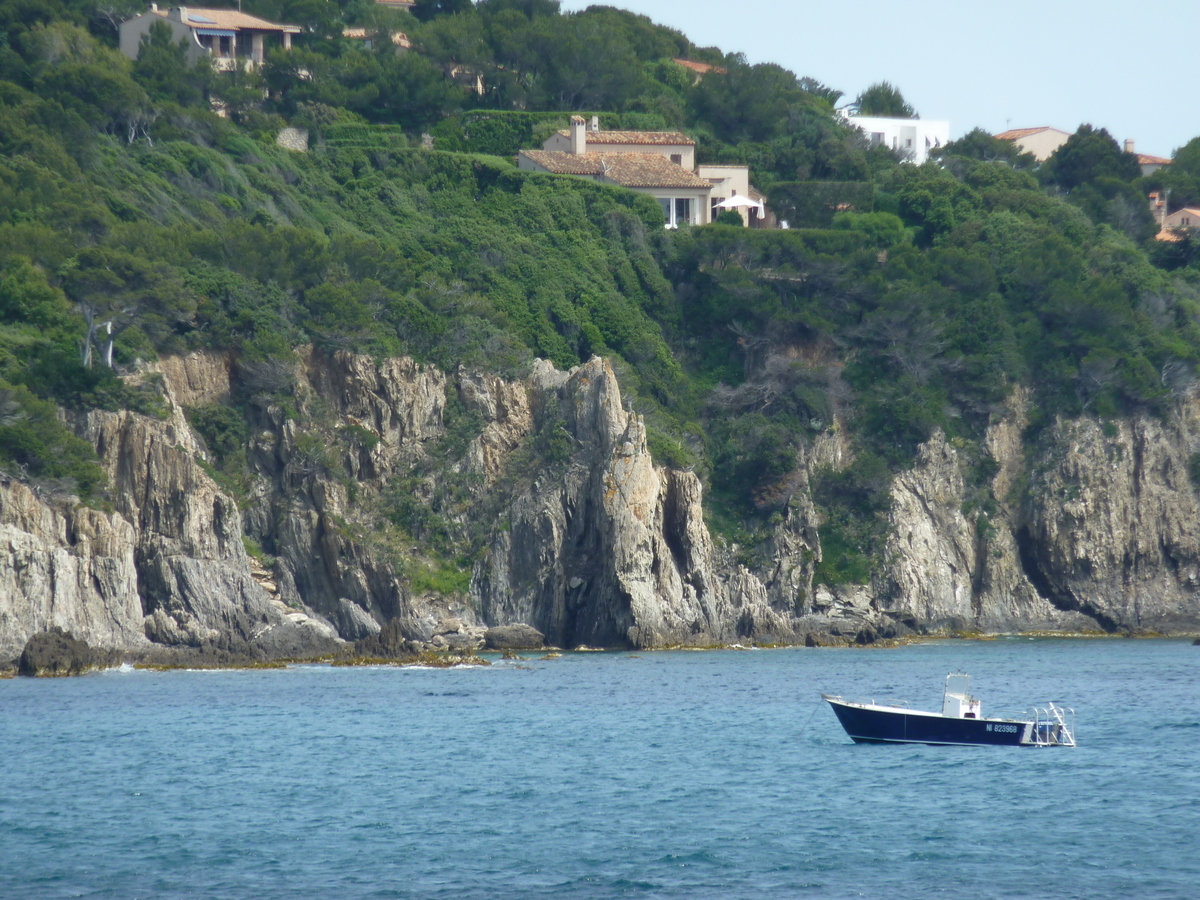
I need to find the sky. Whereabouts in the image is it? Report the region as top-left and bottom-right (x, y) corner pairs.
(559, 0), (1199, 158)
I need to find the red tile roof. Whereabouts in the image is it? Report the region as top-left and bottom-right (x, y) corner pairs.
(521, 151), (712, 188)
(555, 130), (695, 147)
(1138, 154), (1172, 166)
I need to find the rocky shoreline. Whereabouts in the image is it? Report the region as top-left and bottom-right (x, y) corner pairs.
(7, 624), (1191, 678)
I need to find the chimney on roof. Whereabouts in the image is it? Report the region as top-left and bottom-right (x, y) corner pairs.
(570, 115), (586, 156)
(1125, 139), (1136, 154)
(591, 115), (599, 132)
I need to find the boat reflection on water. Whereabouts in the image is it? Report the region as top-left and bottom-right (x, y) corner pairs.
(823, 674), (1075, 747)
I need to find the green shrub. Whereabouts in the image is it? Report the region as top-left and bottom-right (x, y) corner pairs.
(0, 382), (106, 501)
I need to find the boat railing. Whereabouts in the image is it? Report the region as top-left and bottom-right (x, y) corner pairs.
(821, 694), (910, 710)
(865, 698), (910, 709)
(1025, 703), (1076, 747)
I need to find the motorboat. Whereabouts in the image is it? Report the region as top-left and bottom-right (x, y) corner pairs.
(822, 674), (1075, 747)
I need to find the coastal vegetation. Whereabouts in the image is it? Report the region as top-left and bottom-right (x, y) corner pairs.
(2, 0), (1199, 594)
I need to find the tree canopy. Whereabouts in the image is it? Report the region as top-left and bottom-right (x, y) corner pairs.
(853, 81), (916, 118)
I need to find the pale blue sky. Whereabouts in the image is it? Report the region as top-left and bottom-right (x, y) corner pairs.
(560, 0), (1199, 158)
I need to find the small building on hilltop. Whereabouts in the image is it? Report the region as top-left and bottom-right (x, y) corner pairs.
(994, 126), (1071, 162)
(846, 114), (949, 164)
(119, 6), (300, 70)
(519, 116), (714, 227)
(1123, 140), (1171, 177)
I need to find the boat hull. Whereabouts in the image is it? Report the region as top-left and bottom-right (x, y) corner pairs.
(826, 698), (1029, 747)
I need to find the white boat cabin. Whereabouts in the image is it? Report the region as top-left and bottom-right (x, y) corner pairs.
(942, 674), (982, 719)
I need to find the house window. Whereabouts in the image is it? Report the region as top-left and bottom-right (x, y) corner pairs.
(670, 154), (682, 165)
(658, 197), (693, 228)
(712, 197), (724, 220)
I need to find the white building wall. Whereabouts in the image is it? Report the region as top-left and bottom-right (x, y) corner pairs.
(119, 12), (205, 63)
(697, 164), (750, 224)
(1013, 129), (1070, 162)
(846, 116), (950, 164)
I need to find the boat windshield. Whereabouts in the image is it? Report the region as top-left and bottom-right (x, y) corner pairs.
(945, 674), (970, 696)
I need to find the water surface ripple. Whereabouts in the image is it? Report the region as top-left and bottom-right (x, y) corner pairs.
(1, 638), (1196, 899)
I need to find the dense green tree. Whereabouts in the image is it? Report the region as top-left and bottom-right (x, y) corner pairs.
(1150, 136), (1200, 210)
(936, 127), (1035, 169)
(853, 81), (915, 118)
(1042, 124), (1140, 190)
(411, 0), (473, 22)
(132, 20), (208, 106)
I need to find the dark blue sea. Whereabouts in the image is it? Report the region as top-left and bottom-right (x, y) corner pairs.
(1, 638), (1197, 899)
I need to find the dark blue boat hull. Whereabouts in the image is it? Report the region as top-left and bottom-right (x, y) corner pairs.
(827, 699), (1028, 746)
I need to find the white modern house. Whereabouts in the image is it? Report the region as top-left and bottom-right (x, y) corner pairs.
(844, 114), (949, 164)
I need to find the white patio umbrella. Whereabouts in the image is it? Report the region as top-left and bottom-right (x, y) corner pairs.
(715, 195), (765, 212)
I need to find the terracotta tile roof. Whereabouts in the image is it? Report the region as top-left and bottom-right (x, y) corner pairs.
(1156, 230), (1183, 242)
(994, 126), (1064, 141)
(156, 7), (301, 33)
(520, 151), (712, 188)
(521, 150), (605, 176)
(554, 129), (695, 147)
(598, 154), (712, 188)
(673, 58), (727, 75)
(1138, 154), (1172, 166)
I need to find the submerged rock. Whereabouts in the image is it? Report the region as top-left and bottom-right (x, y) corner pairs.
(18, 628), (120, 677)
(484, 624), (545, 650)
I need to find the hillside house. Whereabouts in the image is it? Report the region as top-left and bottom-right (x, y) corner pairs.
(846, 114), (949, 164)
(1165, 208), (1200, 230)
(994, 126), (1071, 161)
(519, 116), (714, 227)
(119, 6), (300, 70)
(1124, 140), (1171, 176)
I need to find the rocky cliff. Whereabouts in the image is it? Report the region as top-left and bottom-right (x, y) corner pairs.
(3, 350), (1199, 663)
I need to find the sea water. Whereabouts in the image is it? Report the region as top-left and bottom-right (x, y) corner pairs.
(1, 638), (1196, 899)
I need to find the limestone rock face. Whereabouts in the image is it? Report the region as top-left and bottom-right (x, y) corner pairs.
(870, 392), (1200, 634)
(1020, 415), (1200, 631)
(0, 477), (144, 660)
(0, 351), (339, 662)
(475, 357), (820, 648)
(4, 346), (1200, 660)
